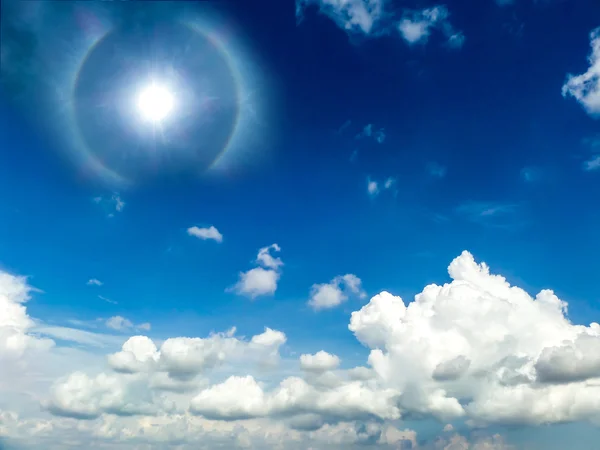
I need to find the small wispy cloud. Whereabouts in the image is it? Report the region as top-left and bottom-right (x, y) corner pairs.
(87, 279), (103, 286)
(520, 166), (542, 182)
(355, 123), (386, 143)
(187, 225), (223, 243)
(584, 155), (600, 171)
(336, 119), (352, 135)
(457, 201), (522, 229)
(427, 162), (447, 178)
(98, 295), (117, 305)
(105, 316), (151, 332)
(93, 193), (125, 216)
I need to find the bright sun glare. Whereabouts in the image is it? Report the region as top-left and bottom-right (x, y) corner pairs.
(137, 83), (174, 123)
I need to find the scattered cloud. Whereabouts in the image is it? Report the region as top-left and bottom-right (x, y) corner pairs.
(355, 123), (386, 143)
(308, 274), (366, 311)
(296, 1), (464, 49)
(86, 279), (103, 286)
(398, 6), (464, 48)
(562, 27), (600, 117)
(427, 162), (447, 178)
(93, 193), (125, 216)
(296, 0), (386, 36)
(230, 244), (283, 299)
(3, 254), (600, 448)
(367, 176), (396, 197)
(187, 225), (223, 243)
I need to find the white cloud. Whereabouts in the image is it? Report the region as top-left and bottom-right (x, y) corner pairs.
(86, 279), (102, 286)
(98, 294), (117, 305)
(3, 253), (600, 448)
(296, 1), (464, 50)
(187, 225), (223, 243)
(0, 271), (54, 359)
(398, 6), (464, 48)
(562, 27), (600, 117)
(105, 316), (134, 331)
(230, 245), (283, 298)
(367, 177), (395, 198)
(308, 274), (366, 310)
(456, 202), (521, 228)
(300, 351), (341, 372)
(92, 193), (125, 215)
(349, 251), (600, 425)
(296, 0), (387, 36)
(520, 166), (542, 182)
(367, 179), (379, 196)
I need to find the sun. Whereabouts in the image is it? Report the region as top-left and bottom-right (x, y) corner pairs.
(136, 83), (174, 123)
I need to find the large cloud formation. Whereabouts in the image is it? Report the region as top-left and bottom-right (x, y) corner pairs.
(1, 251), (600, 448)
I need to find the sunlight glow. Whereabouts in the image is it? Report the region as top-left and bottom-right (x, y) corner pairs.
(136, 83), (174, 123)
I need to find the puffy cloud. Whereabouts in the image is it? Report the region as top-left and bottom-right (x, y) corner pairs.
(108, 327), (286, 378)
(190, 374), (401, 422)
(300, 351), (341, 372)
(349, 251), (600, 425)
(187, 225), (223, 243)
(296, 1), (463, 49)
(368, 179), (380, 196)
(562, 27), (600, 117)
(398, 6), (464, 48)
(0, 270), (54, 359)
(367, 177), (395, 198)
(230, 244), (283, 298)
(308, 274), (366, 310)
(296, 0), (386, 36)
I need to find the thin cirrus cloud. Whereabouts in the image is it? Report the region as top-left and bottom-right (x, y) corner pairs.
(456, 201), (523, 229)
(562, 27), (600, 117)
(86, 279), (103, 286)
(296, 0), (464, 49)
(187, 225), (223, 243)
(229, 244), (283, 299)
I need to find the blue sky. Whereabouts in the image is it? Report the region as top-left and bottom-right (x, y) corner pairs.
(1, 0), (600, 449)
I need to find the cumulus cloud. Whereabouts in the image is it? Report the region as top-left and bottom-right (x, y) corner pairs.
(4, 252), (600, 448)
(308, 273), (366, 310)
(230, 244), (283, 298)
(0, 270), (54, 359)
(300, 351), (341, 372)
(398, 6), (464, 48)
(562, 27), (600, 117)
(349, 251), (600, 425)
(187, 225), (223, 243)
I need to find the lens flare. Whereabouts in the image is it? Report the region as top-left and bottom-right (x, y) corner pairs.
(137, 83), (174, 123)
